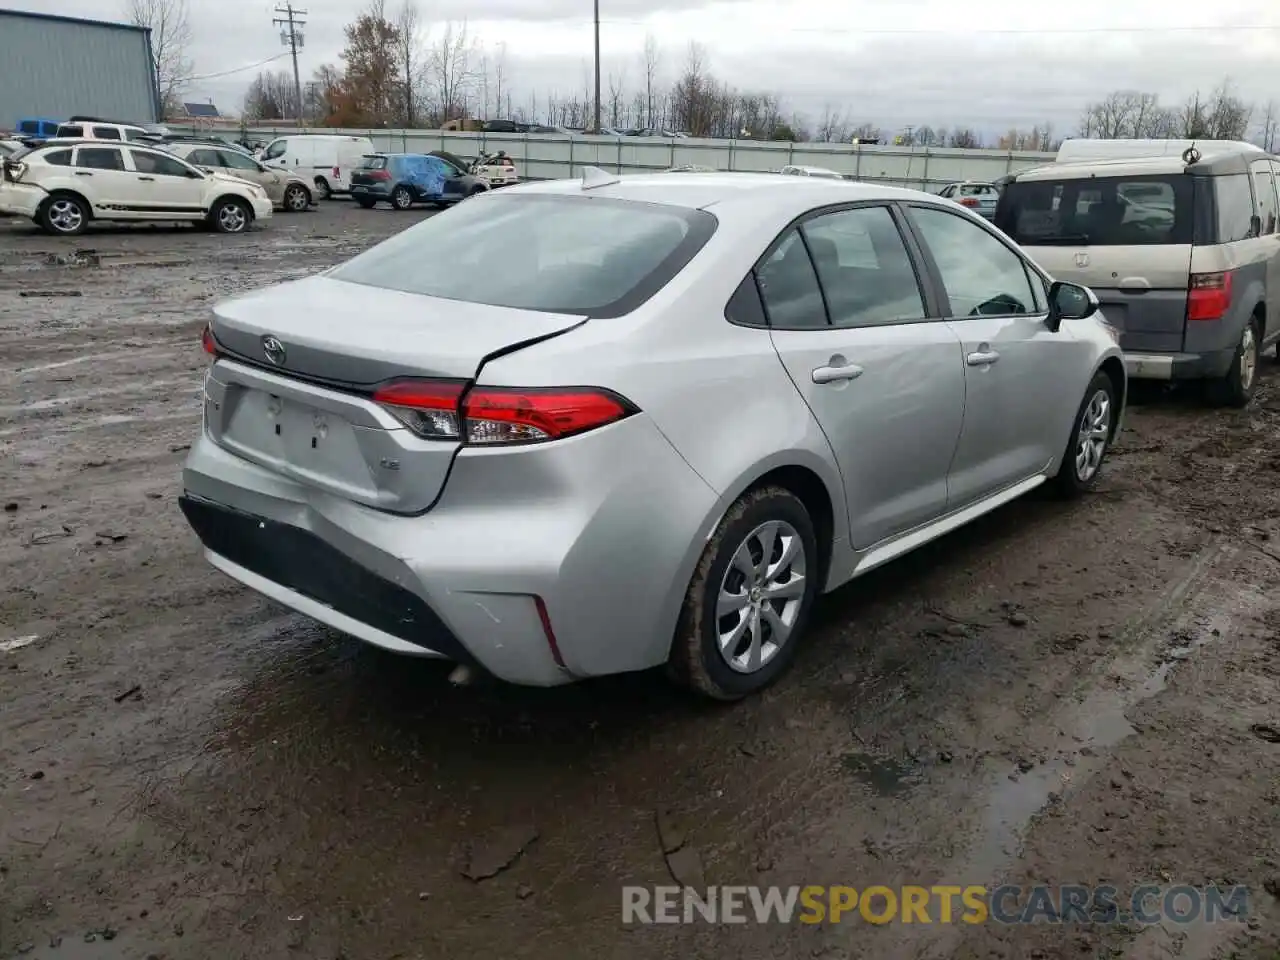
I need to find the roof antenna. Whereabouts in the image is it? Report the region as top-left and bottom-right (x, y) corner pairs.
(580, 165), (621, 190)
(1181, 142), (1201, 165)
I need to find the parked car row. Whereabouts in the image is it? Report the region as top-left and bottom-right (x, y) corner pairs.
(0, 131), (519, 233)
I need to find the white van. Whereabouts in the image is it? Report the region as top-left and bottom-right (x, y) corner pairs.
(257, 134), (374, 199)
(1055, 138), (1265, 164)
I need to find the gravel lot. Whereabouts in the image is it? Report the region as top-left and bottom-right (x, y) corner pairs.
(3, 202), (1280, 960)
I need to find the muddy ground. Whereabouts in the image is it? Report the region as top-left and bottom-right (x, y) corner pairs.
(2, 203), (1280, 960)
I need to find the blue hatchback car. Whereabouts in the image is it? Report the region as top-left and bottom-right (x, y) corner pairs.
(350, 152), (488, 210)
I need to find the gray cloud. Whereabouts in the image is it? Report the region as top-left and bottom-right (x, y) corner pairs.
(10, 0), (1280, 139)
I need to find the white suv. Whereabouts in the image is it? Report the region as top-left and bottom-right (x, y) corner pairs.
(0, 140), (273, 235)
(55, 120), (151, 141)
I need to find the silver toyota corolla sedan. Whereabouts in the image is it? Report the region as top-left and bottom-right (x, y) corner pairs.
(180, 170), (1125, 700)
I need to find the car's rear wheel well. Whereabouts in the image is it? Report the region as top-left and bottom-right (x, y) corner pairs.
(1098, 356), (1125, 438)
(40, 190), (92, 217)
(746, 465), (834, 585)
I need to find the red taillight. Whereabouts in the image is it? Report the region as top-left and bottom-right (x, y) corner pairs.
(332, 166), (340, 178)
(201, 323), (218, 356)
(958, 197), (979, 208)
(1187, 270), (1233, 321)
(368, 169), (391, 181)
(371, 380), (636, 444)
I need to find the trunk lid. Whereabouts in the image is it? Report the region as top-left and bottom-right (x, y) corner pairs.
(204, 275), (585, 513)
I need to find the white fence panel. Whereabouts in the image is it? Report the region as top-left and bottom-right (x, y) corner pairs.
(197, 126), (1057, 190)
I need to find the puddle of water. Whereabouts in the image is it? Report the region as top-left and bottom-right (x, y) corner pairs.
(963, 603), (1237, 884)
(18, 932), (137, 960)
(841, 752), (924, 795)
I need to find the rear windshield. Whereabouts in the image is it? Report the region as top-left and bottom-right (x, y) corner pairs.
(359, 156), (387, 170)
(995, 174), (1193, 246)
(329, 194), (717, 317)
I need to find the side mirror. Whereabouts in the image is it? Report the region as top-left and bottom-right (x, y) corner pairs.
(199, 166), (213, 174)
(1046, 280), (1099, 332)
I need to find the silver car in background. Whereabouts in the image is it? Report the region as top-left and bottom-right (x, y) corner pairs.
(996, 143), (1280, 406)
(938, 181), (1000, 220)
(180, 171), (1124, 700)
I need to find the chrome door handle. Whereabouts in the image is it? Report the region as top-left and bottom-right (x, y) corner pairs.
(74, 171), (92, 176)
(966, 350), (1000, 366)
(812, 363), (864, 384)
(137, 176), (155, 181)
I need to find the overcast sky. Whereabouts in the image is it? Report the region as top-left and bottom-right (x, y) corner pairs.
(13, 0), (1280, 134)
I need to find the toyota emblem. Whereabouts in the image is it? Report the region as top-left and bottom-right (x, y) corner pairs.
(261, 335), (286, 366)
(1074, 252), (1090, 268)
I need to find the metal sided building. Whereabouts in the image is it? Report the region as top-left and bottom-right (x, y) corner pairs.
(0, 8), (160, 128)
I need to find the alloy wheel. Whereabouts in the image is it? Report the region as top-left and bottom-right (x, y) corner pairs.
(1074, 388), (1111, 482)
(48, 199), (83, 233)
(715, 520), (807, 673)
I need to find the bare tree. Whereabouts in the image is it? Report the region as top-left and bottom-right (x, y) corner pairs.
(394, 0), (421, 126)
(641, 34), (661, 131)
(1257, 100), (1279, 152)
(478, 49), (491, 119)
(125, 0), (193, 118)
(816, 104), (847, 142)
(427, 20), (477, 122)
(607, 70), (626, 129)
(493, 42), (508, 120)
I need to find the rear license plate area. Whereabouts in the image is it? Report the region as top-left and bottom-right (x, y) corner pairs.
(221, 387), (374, 491)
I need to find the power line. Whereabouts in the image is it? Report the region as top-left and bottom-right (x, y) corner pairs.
(187, 52), (290, 83)
(273, 3), (308, 123)
(594, 18), (1280, 36)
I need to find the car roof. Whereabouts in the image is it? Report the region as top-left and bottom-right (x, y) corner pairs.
(510, 171), (935, 213)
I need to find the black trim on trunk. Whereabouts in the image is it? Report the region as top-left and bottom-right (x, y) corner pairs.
(179, 494), (475, 664)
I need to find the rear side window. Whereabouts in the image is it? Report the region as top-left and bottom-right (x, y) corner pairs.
(92, 126), (122, 140)
(756, 231), (827, 329)
(330, 195), (717, 318)
(360, 156), (388, 170)
(1214, 174), (1257, 243)
(57, 125), (83, 138)
(801, 206), (926, 328)
(996, 175), (1193, 246)
(42, 149), (72, 166)
(75, 147), (124, 171)
(1251, 160), (1277, 235)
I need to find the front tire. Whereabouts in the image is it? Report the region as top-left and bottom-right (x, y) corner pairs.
(209, 197), (251, 234)
(40, 194), (89, 235)
(1205, 317), (1260, 408)
(1054, 371), (1116, 498)
(391, 186), (413, 210)
(283, 183), (310, 212)
(669, 487), (820, 700)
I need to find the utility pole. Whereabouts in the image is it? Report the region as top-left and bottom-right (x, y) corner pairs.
(273, 3), (307, 124)
(592, 0), (601, 134)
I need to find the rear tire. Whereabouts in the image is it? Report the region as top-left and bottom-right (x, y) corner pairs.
(1053, 371), (1116, 498)
(391, 186), (414, 210)
(1205, 317), (1260, 408)
(39, 194), (89, 236)
(669, 487), (819, 700)
(314, 177), (331, 201)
